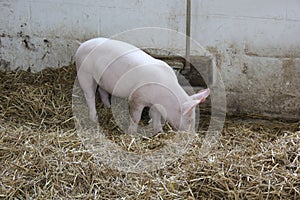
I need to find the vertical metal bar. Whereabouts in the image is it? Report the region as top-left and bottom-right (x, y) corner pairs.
(185, 0), (191, 73)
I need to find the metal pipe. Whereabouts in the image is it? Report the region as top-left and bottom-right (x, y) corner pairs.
(185, 0), (191, 73)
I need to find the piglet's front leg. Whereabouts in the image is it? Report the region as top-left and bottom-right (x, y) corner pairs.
(149, 106), (164, 133)
(128, 101), (145, 134)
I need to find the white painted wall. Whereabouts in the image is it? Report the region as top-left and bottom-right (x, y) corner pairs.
(1, 0), (299, 119)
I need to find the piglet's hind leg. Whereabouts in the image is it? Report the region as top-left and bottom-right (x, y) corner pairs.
(98, 86), (111, 107)
(78, 73), (98, 122)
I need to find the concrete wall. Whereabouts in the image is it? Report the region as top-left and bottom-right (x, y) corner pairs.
(193, 0), (300, 119)
(1, 0), (299, 119)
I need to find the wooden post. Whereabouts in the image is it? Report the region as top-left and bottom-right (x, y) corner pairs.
(185, 0), (191, 74)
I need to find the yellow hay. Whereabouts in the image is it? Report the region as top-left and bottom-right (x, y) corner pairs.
(0, 65), (299, 199)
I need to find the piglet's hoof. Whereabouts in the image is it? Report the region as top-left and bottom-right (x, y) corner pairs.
(89, 114), (98, 123)
(128, 123), (138, 135)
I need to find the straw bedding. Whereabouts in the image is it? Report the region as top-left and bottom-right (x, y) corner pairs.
(0, 65), (299, 199)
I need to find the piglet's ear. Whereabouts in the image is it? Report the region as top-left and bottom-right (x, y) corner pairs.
(182, 100), (201, 116)
(190, 88), (210, 103)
